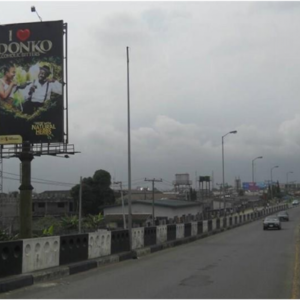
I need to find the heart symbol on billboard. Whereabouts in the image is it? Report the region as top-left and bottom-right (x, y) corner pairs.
(16, 29), (31, 41)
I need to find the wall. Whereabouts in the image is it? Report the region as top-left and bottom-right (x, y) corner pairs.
(0, 203), (289, 282)
(22, 236), (60, 273)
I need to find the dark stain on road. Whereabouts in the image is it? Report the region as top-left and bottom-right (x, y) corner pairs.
(179, 274), (214, 287)
(198, 264), (216, 271)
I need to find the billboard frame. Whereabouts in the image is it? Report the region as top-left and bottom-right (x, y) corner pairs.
(0, 21), (78, 158)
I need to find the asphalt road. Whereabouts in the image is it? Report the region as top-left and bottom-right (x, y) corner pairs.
(2, 206), (300, 299)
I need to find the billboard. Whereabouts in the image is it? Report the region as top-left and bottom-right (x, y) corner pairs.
(0, 21), (64, 144)
(175, 173), (190, 185)
(242, 182), (268, 191)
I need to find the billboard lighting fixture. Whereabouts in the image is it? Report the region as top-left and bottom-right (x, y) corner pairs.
(31, 6), (43, 22)
(47, 154), (69, 158)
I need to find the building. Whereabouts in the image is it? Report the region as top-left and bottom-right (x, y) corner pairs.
(115, 189), (179, 203)
(32, 190), (74, 217)
(103, 199), (202, 219)
(0, 194), (19, 232)
(0, 189), (74, 230)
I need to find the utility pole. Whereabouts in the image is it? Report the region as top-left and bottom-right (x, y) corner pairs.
(78, 176), (82, 233)
(19, 141), (34, 239)
(145, 178), (162, 226)
(0, 147), (3, 193)
(114, 181), (126, 229)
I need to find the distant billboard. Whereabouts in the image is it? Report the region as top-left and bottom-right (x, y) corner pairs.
(242, 182), (268, 191)
(175, 173), (191, 185)
(199, 176), (210, 182)
(0, 21), (64, 143)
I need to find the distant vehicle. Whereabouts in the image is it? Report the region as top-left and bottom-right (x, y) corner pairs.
(277, 211), (289, 221)
(263, 216), (281, 230)
(292, 200), (299, 206)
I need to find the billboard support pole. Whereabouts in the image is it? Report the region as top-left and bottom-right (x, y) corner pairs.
(18, 141), (34, 239)
(63, 23), (69, 144)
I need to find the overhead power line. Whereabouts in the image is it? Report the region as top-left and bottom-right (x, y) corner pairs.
(3, 171), (77, 186)
(3, 176), (74, 187)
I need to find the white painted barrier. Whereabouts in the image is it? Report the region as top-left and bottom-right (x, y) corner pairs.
(88, 230), (111, 259)
(156, 225), (167, 244)
(176, 224), (184, 239)
(234, 214), (239, 225)
(226, 217), (230, 227)
(212, 219), (217, 230)
(203, 220), (208, 233)
(219, 218), (223, 229)
(22, 236), (60, 273)
(191, 222), (198, 236)
(131, 228), (144, 250)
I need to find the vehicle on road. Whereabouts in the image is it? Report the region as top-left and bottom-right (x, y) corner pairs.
(263, 216), (281, 230)
(292, 200), (299, 206)
(277, 211), (289, 221)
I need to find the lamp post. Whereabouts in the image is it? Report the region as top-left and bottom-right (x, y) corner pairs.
(286, 171), (293, 194)
(222, 130), (237, 216)
(252, 156), (263, 183)
(270, 166), (279, 200)
(127, 47), (132, 250)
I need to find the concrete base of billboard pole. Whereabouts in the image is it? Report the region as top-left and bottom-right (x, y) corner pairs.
(19, 141), (34, 239)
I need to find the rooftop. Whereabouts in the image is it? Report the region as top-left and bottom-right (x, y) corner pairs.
(103, 199), (201, 210)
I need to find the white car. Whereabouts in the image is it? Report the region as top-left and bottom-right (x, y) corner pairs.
(292, 200), (299, 206)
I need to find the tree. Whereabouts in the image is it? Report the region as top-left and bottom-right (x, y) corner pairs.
(71, 169), (115, 215)
(238, 189), (245, 196)
(268, 185), (272, 199)
(275, 181), (281, 198)
(190, 188), (197, 201)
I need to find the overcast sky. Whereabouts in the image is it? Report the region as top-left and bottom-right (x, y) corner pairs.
(1, 1), (300, 193)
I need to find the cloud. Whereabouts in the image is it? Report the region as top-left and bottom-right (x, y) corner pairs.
(1, 2), (300, 192)
(279, 114), (300, 147)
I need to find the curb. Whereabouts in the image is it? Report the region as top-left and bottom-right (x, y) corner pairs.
(95, 254), (119, 266)
(0, 275), (33, 293)
(32, 266), (69, 284)
(69, 260), (97, 275)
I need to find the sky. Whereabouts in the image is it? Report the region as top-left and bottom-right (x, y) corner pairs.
(1, 0), (300, 193)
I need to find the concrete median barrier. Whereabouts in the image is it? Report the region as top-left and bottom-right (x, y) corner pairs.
(0, 240), (23, 278)
(88, 230), (111, 259)
(176, 224), (184, 239)
(131, 227), (144, 250)
(191, 222), (197, 236)
(156, 225), (167, 244)
(22, 236), (60, 274)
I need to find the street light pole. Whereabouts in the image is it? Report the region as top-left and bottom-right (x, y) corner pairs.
(270, 166), (279, 200)
(222, 130), (237, 216)
(286, 171), (293, 194)
(252, 156), (263, 183)
(126, 47), (132, 250)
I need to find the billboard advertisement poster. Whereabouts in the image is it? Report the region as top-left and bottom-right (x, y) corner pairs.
(242, 182), (267, 190)
(242, 182), (249, 190)
(256, 182), (267, 189)
(0, 21), (64, 144)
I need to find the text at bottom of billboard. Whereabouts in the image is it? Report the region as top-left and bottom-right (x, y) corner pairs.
(0, 20), (64, 144)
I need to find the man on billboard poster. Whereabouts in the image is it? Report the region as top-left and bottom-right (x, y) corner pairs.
(22, 65), (62, 115)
